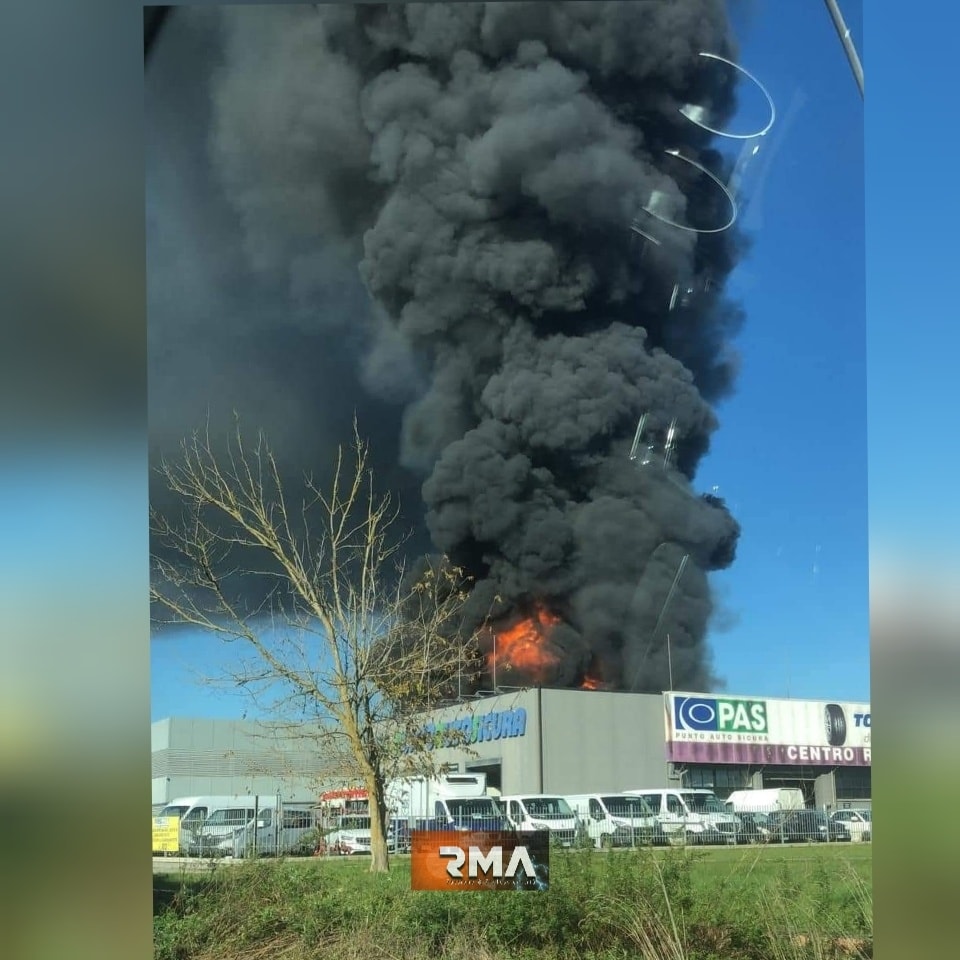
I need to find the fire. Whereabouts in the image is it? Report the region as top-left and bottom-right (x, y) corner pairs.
(488, 604), (561, 683)
(580, 674), (603, 691)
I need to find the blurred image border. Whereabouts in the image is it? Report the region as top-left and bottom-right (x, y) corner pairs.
(1, 3), (955, 959)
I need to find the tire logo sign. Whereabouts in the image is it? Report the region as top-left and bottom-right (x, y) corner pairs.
(824, 703), (847, 746)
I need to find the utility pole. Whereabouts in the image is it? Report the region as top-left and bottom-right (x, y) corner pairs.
(667, 633), (674, 693)
(629, 551), (690, 690)
(823, 0), (864, 98)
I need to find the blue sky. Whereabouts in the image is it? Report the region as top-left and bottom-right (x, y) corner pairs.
(151, 2), (870, 720)
(692, 0), (868, 701)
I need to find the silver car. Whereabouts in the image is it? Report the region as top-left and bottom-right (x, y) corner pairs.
(830, 808), (871, 842)
(322, 815), (398, 856)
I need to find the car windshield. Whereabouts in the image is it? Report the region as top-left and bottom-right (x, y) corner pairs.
(684, 793), (726, 814)
(602, 796), (654, 818)
(204, 809), (251, 826)
(159, 805), (189, 818)
(447, 799), (501, 819)
(524, 797), (573, 819)
(860, 810), (871, 821)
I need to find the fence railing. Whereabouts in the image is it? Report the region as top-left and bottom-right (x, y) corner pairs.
(152, 803), (871, 858)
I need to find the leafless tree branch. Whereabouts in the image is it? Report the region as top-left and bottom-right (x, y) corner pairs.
(150, 418), (484, 872)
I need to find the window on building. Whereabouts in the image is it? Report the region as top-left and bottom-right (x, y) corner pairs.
(835, 767), (872, 801)
(283, 810), (313, 829)
(685, 767), (751, 795)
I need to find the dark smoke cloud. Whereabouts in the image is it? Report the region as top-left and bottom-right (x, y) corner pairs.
(151, 2), (748, 693)
(147, 7), (431, 576)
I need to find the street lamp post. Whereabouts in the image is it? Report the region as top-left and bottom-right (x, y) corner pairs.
(823, 0), (864, 98)
(627, 544), (691, 691)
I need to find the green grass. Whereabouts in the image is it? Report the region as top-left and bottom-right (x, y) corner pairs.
(154, 845), (872, 960)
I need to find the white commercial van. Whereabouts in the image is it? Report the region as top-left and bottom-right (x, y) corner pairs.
(565, 793), (659, 848)
(724, 788), (805, 814)
(386, 773), (508, 833)
(230, 805), (319, 858)
(157, 795), (290, 856)
(624, 788), (740, 845)
(497, 794), (580, 847)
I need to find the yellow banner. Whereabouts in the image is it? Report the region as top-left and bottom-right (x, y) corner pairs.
(152, 815), (181, 853)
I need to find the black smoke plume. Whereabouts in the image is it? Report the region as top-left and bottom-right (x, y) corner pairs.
(150, 2), (747, 694)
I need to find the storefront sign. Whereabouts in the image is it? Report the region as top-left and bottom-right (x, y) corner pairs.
(664, 692), (871, 767)
(424, 707), (527, 747)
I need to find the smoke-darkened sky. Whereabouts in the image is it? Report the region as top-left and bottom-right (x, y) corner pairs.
(150, 2), (869, 715)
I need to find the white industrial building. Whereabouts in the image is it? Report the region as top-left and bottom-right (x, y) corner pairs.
(151, 717), (327, 811)
(152, 689), (870, 812)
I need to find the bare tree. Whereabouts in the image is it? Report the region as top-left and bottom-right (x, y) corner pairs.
(150, 419), (482, 872)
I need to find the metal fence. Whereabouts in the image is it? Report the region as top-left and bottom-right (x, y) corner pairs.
(153, 803), (872, 859)
(723, 805), (872, 845)
(153, 806), (323, 859)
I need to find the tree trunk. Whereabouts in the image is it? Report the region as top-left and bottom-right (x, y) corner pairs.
(365, 772), (390, 873)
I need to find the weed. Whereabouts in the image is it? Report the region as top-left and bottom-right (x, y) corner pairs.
(153, 846), (872, 960)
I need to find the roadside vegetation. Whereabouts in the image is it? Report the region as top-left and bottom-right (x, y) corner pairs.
(155, 845), (872, 960)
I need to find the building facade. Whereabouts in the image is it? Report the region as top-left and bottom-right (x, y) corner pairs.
(151, 717), (330, 810)
(153, 689), (871, 812)
(416, 688), (871, 809)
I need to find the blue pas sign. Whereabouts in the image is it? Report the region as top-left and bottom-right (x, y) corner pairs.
(424, 708), (527, 748)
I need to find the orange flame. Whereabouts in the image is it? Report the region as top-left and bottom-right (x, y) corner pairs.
(488, 604), (561, 683)
(580, 674), (603, 690)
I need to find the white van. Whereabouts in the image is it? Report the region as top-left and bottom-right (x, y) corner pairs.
(156, 796), (239, 854)
(724, 788), (805, 814)
(498, 794), (580, 847)
(624, 788), (740, 845)
(158, 795), (285, 856)
(565, 793), (659, 848)
(231, 805), (318, 858)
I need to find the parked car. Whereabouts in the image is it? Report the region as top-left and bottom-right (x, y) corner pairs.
(768, 810), (850, 843)
(322, 815), (398, 856)
(830, 809), (871, 842)
(735, 811), (772, 844)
